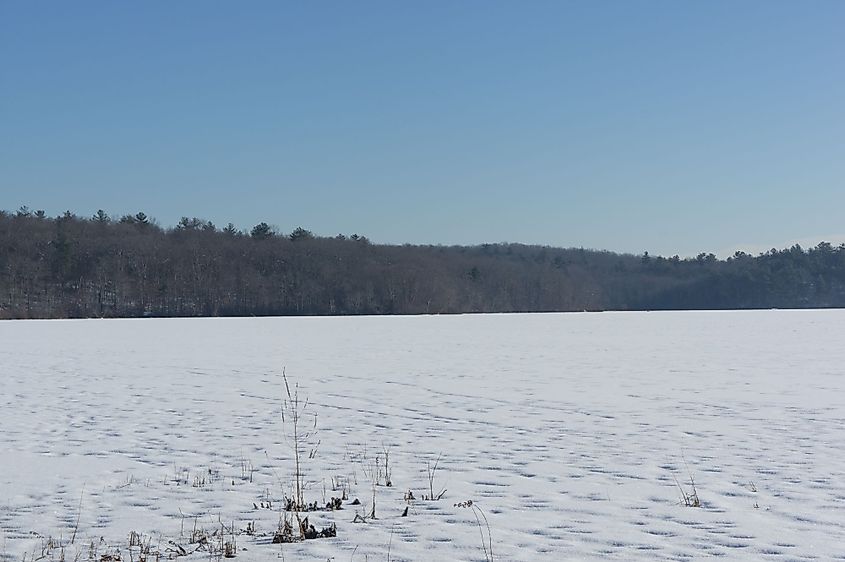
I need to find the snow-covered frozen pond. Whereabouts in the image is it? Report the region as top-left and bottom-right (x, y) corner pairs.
(1, 311), (844, 560)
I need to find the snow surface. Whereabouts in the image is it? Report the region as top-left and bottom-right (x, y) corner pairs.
(1, 311), (844, 561)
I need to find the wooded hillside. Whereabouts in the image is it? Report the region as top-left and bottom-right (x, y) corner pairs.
(2, 208), (844, 319)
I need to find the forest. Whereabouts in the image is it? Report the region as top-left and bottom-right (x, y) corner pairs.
(1, 207), (844, 319)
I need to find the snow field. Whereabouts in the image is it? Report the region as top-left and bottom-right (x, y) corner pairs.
(1, 311), (844, 560)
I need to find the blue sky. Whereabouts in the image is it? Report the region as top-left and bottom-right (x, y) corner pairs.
(2, 1), (843, 256)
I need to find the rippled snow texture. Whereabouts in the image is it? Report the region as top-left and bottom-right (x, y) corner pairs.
(1, 311), (844, 560)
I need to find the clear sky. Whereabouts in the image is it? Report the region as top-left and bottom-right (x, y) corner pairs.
(1, 1), (843, 257)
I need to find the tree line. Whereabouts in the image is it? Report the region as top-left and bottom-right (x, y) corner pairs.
(1, 207), (844, 319)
